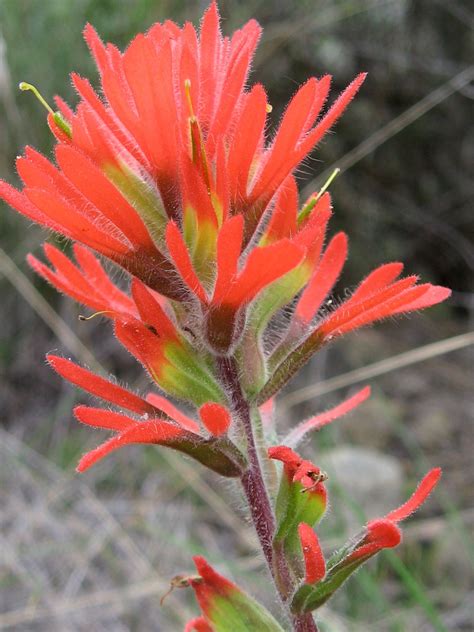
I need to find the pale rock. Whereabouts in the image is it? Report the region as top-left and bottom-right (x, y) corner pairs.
(318, 446), (404, 528)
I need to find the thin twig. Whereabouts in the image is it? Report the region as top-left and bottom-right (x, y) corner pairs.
(256, 0), (399, 67)
(303, 66), (474, 195)
(281, 331), (474, 409)
(0, 246), (100, 370)
(0, 578), (188, 629)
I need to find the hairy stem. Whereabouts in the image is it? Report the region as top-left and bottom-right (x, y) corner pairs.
(292, 614), (319, 632)
(218, 356), (275, 566)
(218, 356), (318, 632)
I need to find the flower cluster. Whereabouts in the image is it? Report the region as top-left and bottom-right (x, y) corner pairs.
(1, 3), (449, 629)
(179, 464), (441, 628)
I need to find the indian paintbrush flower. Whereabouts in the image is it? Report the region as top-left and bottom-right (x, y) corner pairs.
(291, 468), (442, 613)
(0, 2), (450, 629)
(183, 556), (285, 632)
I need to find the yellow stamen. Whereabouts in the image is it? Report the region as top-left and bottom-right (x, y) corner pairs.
(19, 81), (55, 115)
(184, 78), (195, 118)
(298, 168), (341, 225)
(266, 102), (273, 113)
(19, 81), (72, 138)
(314, 167), (340, 203)
(78, 310), (114, 321)
(184, 78), (212, 193)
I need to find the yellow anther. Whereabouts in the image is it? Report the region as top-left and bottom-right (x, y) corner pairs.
(184, 78), (195, 118)
(160, 574), (202, 606)
(19, 82), (55, 115)
(301, 470), (328, 493)
(266, 102), (273, 113)
(19, 81), (72, 138)
(184, 78), (212, 193)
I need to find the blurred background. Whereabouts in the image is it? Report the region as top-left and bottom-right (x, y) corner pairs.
(0, 1), (473, 630)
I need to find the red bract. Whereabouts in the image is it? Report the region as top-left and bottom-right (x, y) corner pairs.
(72, 401), (242, 475)
(0, 1), (366, 308)
(36, 241), (226, 405)
(48, 354), (242, 475)
(185, 618), (213, 632)
(348, 467), (442, 562)
(298, 523), (326, 585)
(291, 468), (442, 614)
(318, 273), (451, 338)
(185, 557), (285, 631)
(268, 445), (328, 549)
(269, 445), (327, 497)
(166, 214), (305, 351)
(283, 385), (371, 447)
(28, 242), (137, 318)
(260, 256), (450, 403)
(327, 466), (440, 564)
(47, 355), (166, 418)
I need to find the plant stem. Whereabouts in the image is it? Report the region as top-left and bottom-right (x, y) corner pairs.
(218, 356), (275, 566)
(292, 614), (319, 632)
(218, 356), (318, 632)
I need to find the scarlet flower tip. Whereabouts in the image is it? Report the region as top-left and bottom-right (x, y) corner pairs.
(268, 445), (300, 465)
(385, 467), (442, 524)
(269, 445), (326, 497)
(284, 385), (371, 447)
(73, 405), (136, 431)
(76, 449), (98, 472)
(82, 22), (102, 51)
(192, 555), (232, 592)
(192, 555), (208, 574)
(295, 230), (348, 325)
(345, 519), (402, 563)
(366, 519), (402, 549)
(26, 252), (39, 271)
(420, 285), (452, 306)
(184, 618), (213, 632)
(298, 522), (326, 584)
(165, 220), (207, 303)
(199, 402), (231, 436)
(46, 353), (61, 372)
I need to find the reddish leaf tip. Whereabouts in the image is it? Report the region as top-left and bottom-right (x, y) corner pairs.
(385, 467), (442, 524)
(199, 402), (231, 436)
(298, 522), (326, 584)
(268, 445), (300, 465)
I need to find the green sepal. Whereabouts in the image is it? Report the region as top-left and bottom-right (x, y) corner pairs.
(274, 479), (326, 544)
(238, 266), (308, 397)
(162, 343), (226, 406)
(207, 592), (285, 631)
(104, 163), (167, 246)
(53, 112), (72, 137)
(291, 537), (369, 613)
(167, 436), (246, 478)
(236, 326), (267, 396)
(191, 556), (285, 632)
(273, 478), (326, 583)
(183, 205), (217, 286)
(257, 330), (325, 404)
